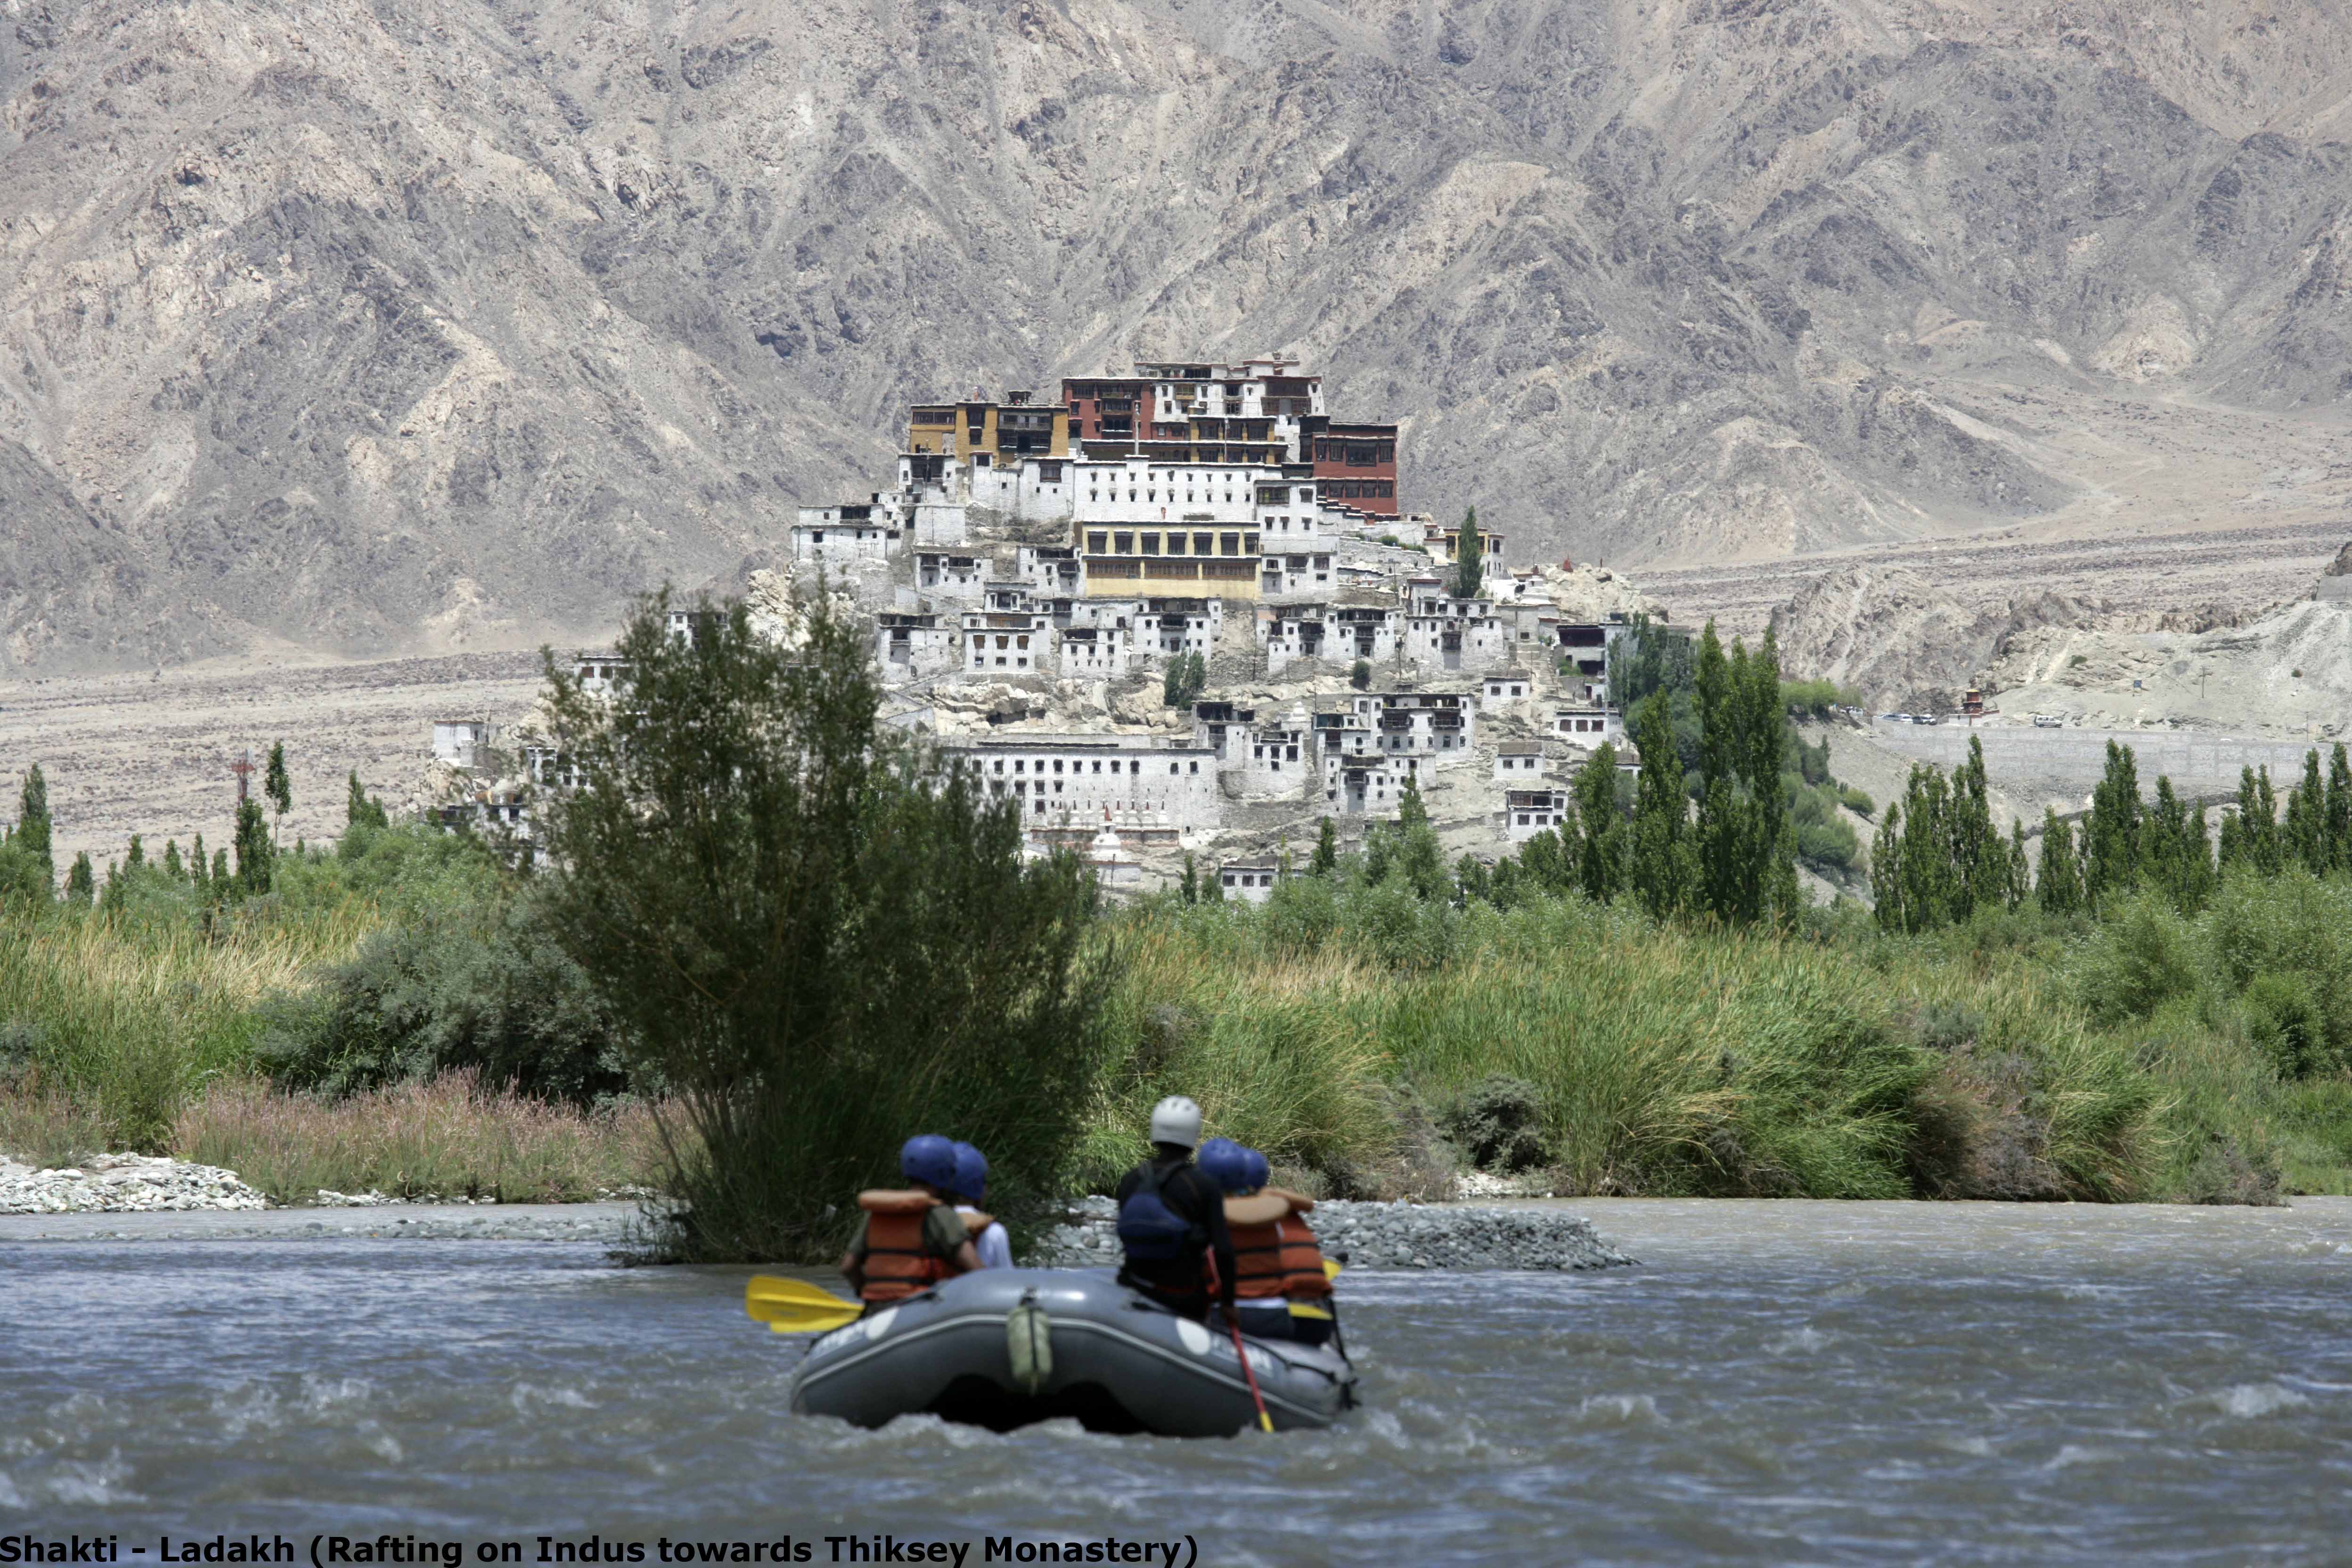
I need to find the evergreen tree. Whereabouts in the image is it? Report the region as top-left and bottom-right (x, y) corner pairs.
(65, 850), (94, 904)
(2139, 776), (2215, 913)
(2036, 808), (2082, 915)
(1309, 816), (1339, 877)
(233, 798), (275, 895)
(1627, 694), (1694, 920)
(1949, 738), (2007, 917)
(189, 833), (209, 888)
(15, 763), (52, 889)
(125, 833), (145, 869)
(264, 741), (292, 837)
(2082, 741), (2143, 909)
(1390, 776), (1448, 899)
(2007, 820), (2032, 910)
(1691, 622), (1741, 919)
(1454, 854), (1494, 906)
(1349, 659), (1371, 691)
(163, 839), (185, 880)
(1201, 861), (1224, 902)
(1452, 506), (1485, 600)
(1179, 854), (1199, 905)
(212, 849), (229, 885)
(1398, 773), (1430, 831)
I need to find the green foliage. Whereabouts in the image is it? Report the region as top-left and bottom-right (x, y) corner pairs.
(1789, 778), (1860, 870)
(1780, 678), (1859, 717)
(256, 889), (635, 1104)
(1840, 784), (1875, 817)
(345, 771), (390, 833)
(536, 587), (1110, 1261)
(264, 742), (292, 821)
(1310, 817), (1339, 877)
(1451, 506), (1484, 601)
(1575, 743), (1627, 903)
(1612, 613), (1694, 711)
(0, 841), (51, 909)
(2082, 741), (2145, 909)
(233, 798), (274, 895)
(65, 853), (94, 905)
(1350, 659), (1371, 691)
(2037, 808), (2083, 915)
(2244, 972), (2327, 1080)
(13, 764), (52, 889)
(1690, 622), (1800, 923)
(1628, 694), (1697, 919)
(1161, 652), (1207, 708)
(1441, 1075), (1547, 1172)
(1870, 740), (2012, 933)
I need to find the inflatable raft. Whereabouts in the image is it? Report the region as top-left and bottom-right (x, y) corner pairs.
(789, 1268), (1356, 1436)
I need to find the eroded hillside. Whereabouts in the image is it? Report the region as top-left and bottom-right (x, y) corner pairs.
(3, 0), (2349, 670)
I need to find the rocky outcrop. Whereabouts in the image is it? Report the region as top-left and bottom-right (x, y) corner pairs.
(0, 1154), (266, 1214)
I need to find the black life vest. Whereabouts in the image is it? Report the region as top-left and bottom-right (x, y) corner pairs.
(1117, 1161), (1205, 1261)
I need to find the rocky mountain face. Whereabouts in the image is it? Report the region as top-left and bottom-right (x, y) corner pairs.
(4, 0), (2350, 672)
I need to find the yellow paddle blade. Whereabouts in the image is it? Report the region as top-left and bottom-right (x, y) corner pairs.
(747, 1274), (863, 1333)
(1322, 1258), (1342, 1282)
(1286, 1302), (1335, 1321)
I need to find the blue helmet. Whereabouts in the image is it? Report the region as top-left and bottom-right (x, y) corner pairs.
(1196, 1137), (1251, 1194)
(900, 1134), (958, 1191)
(1242, 1147), (1270, 1193)
(950, 1142), (988, 1203)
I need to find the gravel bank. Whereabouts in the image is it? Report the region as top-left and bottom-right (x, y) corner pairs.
(0, 1154), (267, 1215)
(1025, 1195), (1635, 1271)
(0, 1200), (651, 1242)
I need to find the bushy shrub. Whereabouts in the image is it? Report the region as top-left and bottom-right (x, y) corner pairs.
(1442, 1075), (1549, 1172)
(257, 890), (635, 1104)
(2074, 894), (2198, 1024)
(2243, 971), (2329, 1080)
(1840, 785), (1875, 818)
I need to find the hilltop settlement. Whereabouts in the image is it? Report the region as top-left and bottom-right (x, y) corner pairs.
(426, 358), (1671, 893)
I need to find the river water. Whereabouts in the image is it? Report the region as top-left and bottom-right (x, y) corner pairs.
(5, 1198), (2348, 1566)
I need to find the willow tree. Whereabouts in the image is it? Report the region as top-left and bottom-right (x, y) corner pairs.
(536, 588), (1108, 1262)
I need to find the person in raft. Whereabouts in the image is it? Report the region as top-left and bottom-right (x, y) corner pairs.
(1201, 1141), (1338, 1346)
(1113, 1095), (1236, 1323)
(839, 1134), (982, 1308)
(949, 1141), (1013, 1269)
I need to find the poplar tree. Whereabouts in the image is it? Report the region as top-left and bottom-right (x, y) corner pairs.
(1575, 742), (1625, 902)
(2082, 741), (2143, 909)
(2285, 749), (2330, 875)
(163, 839), (185, 880)
(125, 834), (145, 869)
(65, 851), (94, 904)
(264, 741), (293, 840)
(2327, 743), (2352, 874)
(15, 764), (52, 889)
(234, 797), (275, 894)
(189, 832), (210, 889)
(1309, 816), (1339, 877)
(2036, 808), (2083, 915)
(1452, 506), (1485, 600)
(1627, 694), (1694, 920)
(2220, 765), (2282, 877)
(2140, 776), (2215, 913)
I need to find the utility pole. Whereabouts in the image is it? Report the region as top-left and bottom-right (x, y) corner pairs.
(231, 750), (253, 804)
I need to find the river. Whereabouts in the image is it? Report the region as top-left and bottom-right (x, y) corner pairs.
(5, 1198), (2348, 1565)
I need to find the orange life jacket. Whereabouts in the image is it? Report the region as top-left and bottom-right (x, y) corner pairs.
(856, 1189), (963, 1303)
(1225, 1188), (1332, 1300)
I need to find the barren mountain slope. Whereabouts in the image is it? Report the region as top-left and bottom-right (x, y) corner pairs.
(3, 0), (2350, 671)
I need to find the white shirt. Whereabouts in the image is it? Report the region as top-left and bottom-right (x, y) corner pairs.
(957, 1204), (1013, 1269)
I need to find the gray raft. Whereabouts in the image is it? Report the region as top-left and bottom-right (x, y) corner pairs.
(789, 1268), (1357, 1437)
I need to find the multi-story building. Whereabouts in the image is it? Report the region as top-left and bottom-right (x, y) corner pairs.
(1494, 743), (1548, 783)
(1372, 692), (1476, 758)
(1481, 672), (1536, 710)
(1306, 420), (1400, 518)
(1217, 861), (1290, 905)
(1322, 751), (1422, 815)
(1237, 710), (1313, 800)
(1552, 705), (1625, 744)
(431, 720), (493, 769)
(945, 736), (1220, 829)
(915, 551), (988, 603)
(1056, 624), (1132, 679)
(1502, 788), (1570, 844)
(1064, 358), (1323, 466)
(960, 609), (1055, 675)
(1191, 700), (1259, 766)
(1403, 589), (1512, 676)
(876, 613), (960, 679)
(906, 391), (1071, 466)
(1017, 545), (1084, 598)
(792, 505), (900, 565)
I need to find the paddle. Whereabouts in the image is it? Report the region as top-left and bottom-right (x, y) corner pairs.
(747, 1274), (863, 1334)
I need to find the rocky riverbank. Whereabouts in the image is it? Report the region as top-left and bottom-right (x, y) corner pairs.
(0, 1153), (267, 1214)
(1024, 1195), (1635, 1271)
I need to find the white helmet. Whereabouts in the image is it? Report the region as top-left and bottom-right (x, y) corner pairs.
(1149, 1095), (1203, 1150)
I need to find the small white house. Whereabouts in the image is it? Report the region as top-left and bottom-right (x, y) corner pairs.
(1217, 862), (1287, 905)
(1494, 744), (1547, 783)
(1503, 788), (1569, 844)
(1480, 672), (1534, 711)
(431, 720), (492, 769)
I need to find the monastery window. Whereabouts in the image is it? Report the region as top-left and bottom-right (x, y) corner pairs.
(1189, 761), (1199, 774)
(1168, 763), (1179, 775)
(1017, 635), (1030, 650)
(1220, 533), (1241, 556)
(1141, 533), (1160, 555)
(1089, 532), (1107, 553)
(1114, 532), (1133, 554)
